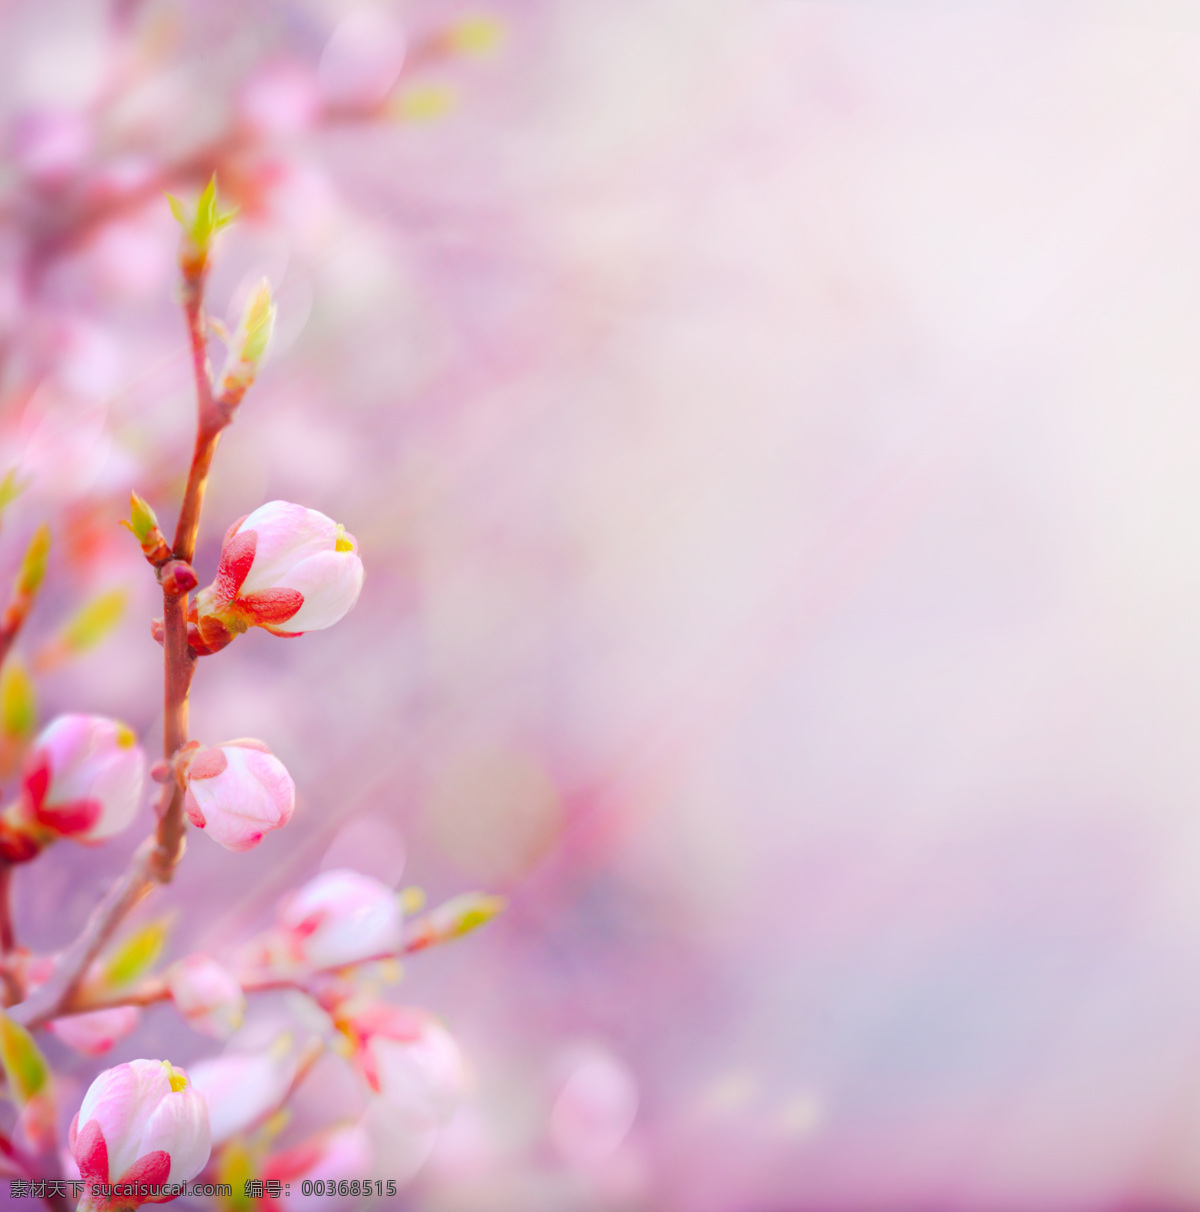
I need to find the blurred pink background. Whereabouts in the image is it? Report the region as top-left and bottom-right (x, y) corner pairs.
(5, 1), (1200, 1209)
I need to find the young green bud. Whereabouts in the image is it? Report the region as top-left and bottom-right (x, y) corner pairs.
(167, 175), (238, 280)
(217, 280), (277, 407)
(124, 492), (172, 565)
(128, 492), (158, 544)
(16, 525), (50, 598)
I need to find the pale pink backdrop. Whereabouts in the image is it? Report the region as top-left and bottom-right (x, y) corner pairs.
(4, 2), (1200, 1209)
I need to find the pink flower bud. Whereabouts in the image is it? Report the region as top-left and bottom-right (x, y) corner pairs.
(47, 1007), (141, 1056)
(6, 715), (146, 851)
(166, 954), (246, 1039)
(339, 1004), (463, 1124)
(181, 739), (295, 853)
(278, 869), (404, 970)
(159, 559), (197, 595)
(70, 1059), (210, 1208)
(193, 501), (363, 648)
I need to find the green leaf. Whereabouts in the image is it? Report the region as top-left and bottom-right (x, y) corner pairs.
(16, 525), (50, 597)
(167, 175), (239, 252)
(62, 588), (127, 654)
(0, 1012), (48, 1106)
(103, 918), (171, 988)
(239, 281), (276, 367)
(0, 658), (36, 741)
(0, 469), (26, 516)
(428, 892), (507, 940)
(197, 175), (217, 241)
(215, 1142), (259, 1212)
(128, 492), (160, 544)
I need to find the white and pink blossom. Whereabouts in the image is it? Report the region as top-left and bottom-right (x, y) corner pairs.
(181, 739), (295, 852)
(70, 1059), (210, 1209)
(0, 714), (146, 859)
(340, 1004), (463, 1124)
(166, 954), (246, 1039)
(192, 501), (362, 653)
(278, 869), (404, 970)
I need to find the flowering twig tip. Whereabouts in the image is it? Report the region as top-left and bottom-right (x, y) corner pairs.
(168, 175), (239, 280)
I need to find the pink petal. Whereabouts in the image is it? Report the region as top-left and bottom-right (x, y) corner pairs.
(114, 1148), (170, 1189)
(212, 529), (258, 602)
(74, 1119), (109, 1182)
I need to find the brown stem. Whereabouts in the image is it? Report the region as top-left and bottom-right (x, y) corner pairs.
(8, 265), (231, 1025)
(173, 279), (224, 561)
(0, 863), (18, 1007)
(6, 843), (156, 1028)
(151, 590), (193, 879)
(58, 914), (458, 1017)
(151, 271), (230, 879)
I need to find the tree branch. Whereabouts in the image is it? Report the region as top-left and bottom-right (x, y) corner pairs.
(51, 909), (481, 1019)
(7, 258), (231, 1024)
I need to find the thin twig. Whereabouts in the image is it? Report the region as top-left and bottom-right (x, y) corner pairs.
(9, 263), (229, 1024)
(58, 916), (454, 1018)
(0, 863), (19, 1006)
(7, 843), (156, 1028)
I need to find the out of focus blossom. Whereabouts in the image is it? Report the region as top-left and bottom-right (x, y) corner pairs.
(278, 868), (404, 970)
(70, 1059), (210, 1206)
(46, 1007), (141, 1057)
(317, 11), (406, 111)
(338, 1004), (463, 1124)
(181, 739), (295, 853)
(549, 1047), (639, 1168)
(166, 954), (246, 1039)
(11, 109), (91, 187)
(188, 1049), (296, 1146)
(192, 501), (363, 652)
(263, 1122), (373, 1212)
(237, 60), (319, 137)
(0, 714), (146, 859)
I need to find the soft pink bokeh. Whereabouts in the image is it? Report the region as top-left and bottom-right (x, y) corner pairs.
(3, 2), (1200, 1210)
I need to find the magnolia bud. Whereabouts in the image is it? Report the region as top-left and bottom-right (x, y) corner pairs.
(278, 869), (404, 970)
(70, 1059), (210, 1209)
(0, 714), (146, 859)
(181, 740), (295, 853)
(166, 954), (246, 1039)
(338, 1004), (463, 1123)
(192, 501), (363, 646)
